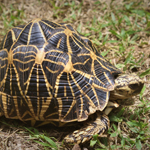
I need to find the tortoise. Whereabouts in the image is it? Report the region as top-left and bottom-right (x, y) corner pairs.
(0, 18), (144, 144)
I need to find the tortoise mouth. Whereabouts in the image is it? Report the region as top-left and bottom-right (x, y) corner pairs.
(132, 82), (144, 95)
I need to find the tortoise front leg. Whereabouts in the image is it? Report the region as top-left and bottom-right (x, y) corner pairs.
(64, 114), (110, 144)
(64, 102), (119, 144)
(104, 101), (119, 115)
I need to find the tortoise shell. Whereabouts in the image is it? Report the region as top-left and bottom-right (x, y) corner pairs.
(0, 18), (121, 125)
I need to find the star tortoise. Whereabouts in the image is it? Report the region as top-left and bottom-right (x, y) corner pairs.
(0, 18), (144, 144)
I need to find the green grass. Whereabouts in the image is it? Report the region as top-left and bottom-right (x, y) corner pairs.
(0, 0), (150, 149)
(0, 3), (25, 35)
(24, 127), (63, 150)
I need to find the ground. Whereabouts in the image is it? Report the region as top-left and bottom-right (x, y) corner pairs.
(0, 0), (150, 150)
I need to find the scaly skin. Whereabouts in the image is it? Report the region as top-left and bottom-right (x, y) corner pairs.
(64, 114), (109, 144)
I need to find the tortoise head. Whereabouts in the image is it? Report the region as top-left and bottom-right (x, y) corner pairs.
(110, 73), (144, 100)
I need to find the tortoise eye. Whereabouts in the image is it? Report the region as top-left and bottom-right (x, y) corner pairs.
(128, 83), (139, 89)
(113, 74), (119, 79)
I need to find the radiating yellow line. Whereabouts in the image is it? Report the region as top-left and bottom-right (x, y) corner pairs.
(96, 55), (107, 62)
(57, 97), (63, 120)
(71, 34), (91, 52)
(57, 38), (62, 48)
(21, 110), (34, 121)
(44, 59), (66, 67)
(11, 29), (17, 42)
(67, 72), (75, 97)
(1, 92), (9, 118)
(63, 99), (76, 120)
(104, 72), (114, 88)
(24, 55), (36, 59)
(64, 86), (66, 97)
(13, 46), (38, 55)
(73, 58), (90, 66)
(40, 65), (53, 92)
(36, 65), (40, 118)
(41, 20), (61, 29)
(13, 58), (35, 64)
(47, 31), (63, 41)
(9, 20), (30, 49)
(92, 59), (105, 86)
(0, 64), (8, 88)
(0, 57), (8, 61)
(39, 97), (53, 120)
(1, 64), (7, 69)
(27, 22), (33, 45)
(78, 95), (83, 120)
(77, 53), (90, 57)
(13, 51), (28, 55)
(18, 67), (29, 73)
(37, 22), (47, 42)
(96, 58), (111, 72)
(37, 64), (39, 97)
(12, 63), (23, 97)
(71, 35), (83, 50)
(92, 83), (108, 91)
(66, 35), (72, 54)
(14, 26), (24, 30)
(25, 95), (37, 120)
(75, 69), (92, 80)
(45, 112), (58, 119)
(13, 96), (24, 121)
(24, 63), (35, 92)
(46, 66), (60, 73)
(54, 71), (64, 98)
(13, 49), (37, 56)
(45, 50), (64, 54)
(10, 65), (12, 95)
(2, 35), (7, 49)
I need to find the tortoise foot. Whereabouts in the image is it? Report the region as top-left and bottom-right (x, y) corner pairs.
(64, 115), (110, 144)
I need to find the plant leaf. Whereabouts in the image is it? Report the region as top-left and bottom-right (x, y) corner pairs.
(136, 139), (142, 150)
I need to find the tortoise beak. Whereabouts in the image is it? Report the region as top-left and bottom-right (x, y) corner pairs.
(130, 82), (144, 95)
